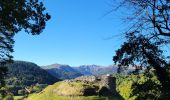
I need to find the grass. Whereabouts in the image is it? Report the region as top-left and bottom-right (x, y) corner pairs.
(51, 81), (94, 96)
(14, 96), (24, 100)
(28, 94), (122, 100)
(27, 81), (123, 100)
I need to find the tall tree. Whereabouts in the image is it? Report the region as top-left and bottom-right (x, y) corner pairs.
(113, 0), (170, 98)
(0, 0), (50, 93)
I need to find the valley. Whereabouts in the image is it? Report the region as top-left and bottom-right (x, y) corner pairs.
(1, 0), (170, 99)
(2, 60), (162, 100)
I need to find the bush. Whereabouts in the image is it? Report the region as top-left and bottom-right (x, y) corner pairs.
(3, 95), (14, 100)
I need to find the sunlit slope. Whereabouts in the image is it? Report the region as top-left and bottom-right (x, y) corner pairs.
(27, 81), (122, 100)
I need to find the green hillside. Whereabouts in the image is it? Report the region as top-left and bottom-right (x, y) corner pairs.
(27, 81), (122, 100)
(4, 61), (60, 95)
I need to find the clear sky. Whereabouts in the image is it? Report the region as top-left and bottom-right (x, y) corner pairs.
(13, 0), (127, 66)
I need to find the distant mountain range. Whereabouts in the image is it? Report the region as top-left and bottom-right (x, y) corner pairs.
(43, 64), (83, 79)
(42, 64), (118, 79)
(73, 65), (118, 75)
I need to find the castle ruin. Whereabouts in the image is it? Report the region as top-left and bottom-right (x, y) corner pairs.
(74, 74), (116, 95)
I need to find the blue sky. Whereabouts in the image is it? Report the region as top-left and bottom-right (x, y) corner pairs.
(13, 0), (126, 66)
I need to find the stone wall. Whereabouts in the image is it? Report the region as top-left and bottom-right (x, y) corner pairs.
(100, 75), (116, 94)
(74, 76), (97, 83)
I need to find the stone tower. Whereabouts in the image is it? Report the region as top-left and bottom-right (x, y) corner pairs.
(100, 74), (116, 95)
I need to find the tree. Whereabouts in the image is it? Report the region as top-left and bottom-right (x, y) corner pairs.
(0, 0), (51, 95)
(112, 0), (170, 98)
(113, 0), (170, 38)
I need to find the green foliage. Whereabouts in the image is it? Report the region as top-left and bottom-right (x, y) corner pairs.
(32, 84), (47, 93)
(0, 0), (51, 64)
(17, 90), (26, 96)
(0, 67), (8, 91)
(0, 87), (14, 100)
(0, 86), (9, 99)
(0, 0), (50, 98)
(113, 1), (170, 98)
(115, 72), (162, 100)
(115, 74), (135, 100)
(3, 95), (14, 100)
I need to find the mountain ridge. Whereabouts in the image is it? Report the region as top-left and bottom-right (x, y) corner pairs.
(43, 64), (83, 80)
(42, 63), (119, 79)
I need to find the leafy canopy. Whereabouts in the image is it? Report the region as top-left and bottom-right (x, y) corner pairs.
(113, 0), (170, 98)
(0, 0), (51, 64)
(0, 0), (51, 95)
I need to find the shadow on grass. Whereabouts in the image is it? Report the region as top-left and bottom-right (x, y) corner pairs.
(98, 86), (124, 100)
